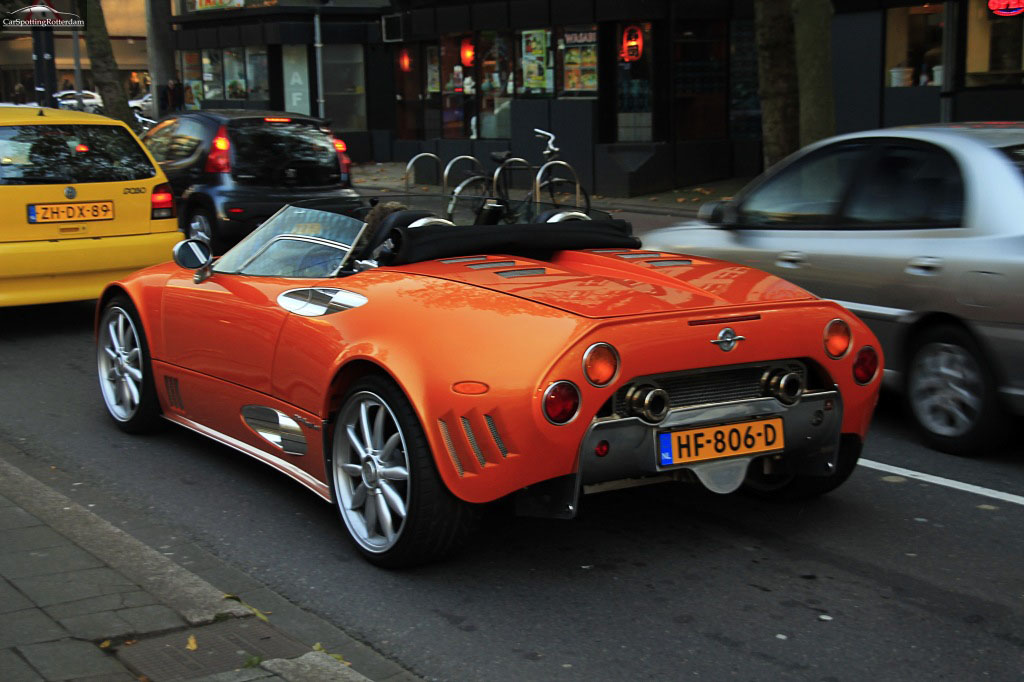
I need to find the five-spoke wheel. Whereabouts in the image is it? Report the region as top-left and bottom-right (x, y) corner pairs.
(97, 297), (161, 433)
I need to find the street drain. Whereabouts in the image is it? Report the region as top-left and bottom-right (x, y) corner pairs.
(116, 618), (309, 681)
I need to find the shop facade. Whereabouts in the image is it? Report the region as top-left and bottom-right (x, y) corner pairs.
(834, 0), (1024, 132)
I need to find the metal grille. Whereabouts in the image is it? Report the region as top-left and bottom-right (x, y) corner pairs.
(460, 416), (487, 467)
(438, 419), (463, 475)
(484, 415), (508, 457)
(497, 268), (546, 278)
(613, 361), (807, 414)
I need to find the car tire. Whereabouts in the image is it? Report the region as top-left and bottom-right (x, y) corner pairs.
(742, 435), (861, 502)
(97, 295), (162, 434)
(328, 375), (479, 567)
(904, 324), (1007, 456)
(186, 207), (224, 254)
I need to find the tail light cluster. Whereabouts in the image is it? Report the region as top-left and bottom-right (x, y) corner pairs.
(333, 137), (351, 181)
(205, 125), (231, 173)
(543, 342), (621, 425)
(151, 183), (175, 219)
(823, 318), (879, 385)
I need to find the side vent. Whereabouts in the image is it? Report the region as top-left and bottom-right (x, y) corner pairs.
(164, 376), (184, 410)
(460, 417), (487, 467)
(484, 415), (508, 457)
(497, 268), (546, 278)
(438, 419), (464, 476)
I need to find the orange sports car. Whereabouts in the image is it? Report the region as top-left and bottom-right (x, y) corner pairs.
(96, 198), (882, 567)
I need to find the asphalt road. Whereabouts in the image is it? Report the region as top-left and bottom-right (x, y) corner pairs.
(2, 292), (1023, 680)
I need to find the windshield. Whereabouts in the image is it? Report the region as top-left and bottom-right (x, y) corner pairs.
(998, 144), (1024, 177)
(214, 205), (367, 277)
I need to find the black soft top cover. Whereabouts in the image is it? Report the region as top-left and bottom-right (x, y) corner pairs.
(383, 220), (640, 265)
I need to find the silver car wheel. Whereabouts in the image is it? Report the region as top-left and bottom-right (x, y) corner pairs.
(908, 341), (983, 438)
(332, 391), (411, 554)
(97, 306), (145, 422)
(188, 212), (212, 243)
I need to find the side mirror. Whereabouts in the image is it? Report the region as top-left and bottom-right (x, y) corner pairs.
(172, 238), (214, 283)
(697, 200), (738, 227)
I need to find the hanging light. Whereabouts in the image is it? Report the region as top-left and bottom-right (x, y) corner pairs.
(460, 37), (475, 68)
(398, 48), (412, 73)
(621, 25), (644, 62)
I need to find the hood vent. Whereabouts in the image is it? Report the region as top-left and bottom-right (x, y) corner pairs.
(441, 256), (488, 264)
(497, 268), (546, 278)
(617, 253), (658, 259)
(468, 260), (516, 269)
(647, 259), (693, 267)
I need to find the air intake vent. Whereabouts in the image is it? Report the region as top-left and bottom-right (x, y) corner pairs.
(617, 253), (656, 259)
(648, 259), (692, 267)
(484, 415), (508, 457)
(438, 419), (463, 476)
(468, 260), (516, 269)
(164, 376), (184, 410)
(441, 256), (488, 264)
(460, 417), (486, 467)
(497, 268), (546, 278)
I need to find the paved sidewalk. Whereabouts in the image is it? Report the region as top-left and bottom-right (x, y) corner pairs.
(0, 443), (416, 682)
(351, 161), (751, 220)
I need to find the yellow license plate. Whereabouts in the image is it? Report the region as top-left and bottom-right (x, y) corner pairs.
(658, 417), (784, 466)
(28, 201), (115, 224)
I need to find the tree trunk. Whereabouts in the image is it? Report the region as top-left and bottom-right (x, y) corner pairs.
(80, 0), (132, 126)
(792, 0), (835, 147)
(146, 0), (176, 116)
(754, 0), (800, 169)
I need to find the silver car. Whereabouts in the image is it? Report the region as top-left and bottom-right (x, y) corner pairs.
(643, 124), (1024, 456)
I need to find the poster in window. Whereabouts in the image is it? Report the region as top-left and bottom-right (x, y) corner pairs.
(426, 46), (440, 94)
(522, 29), (550, 90)
(182, 51), (203, 110)
(562, 28), (598, 95)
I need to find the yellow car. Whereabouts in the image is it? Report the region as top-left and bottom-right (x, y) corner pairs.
(0, 107), (182, 306)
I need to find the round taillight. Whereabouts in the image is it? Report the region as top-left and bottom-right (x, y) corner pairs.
(543, 381), (580, 425)
(583, 343), (619, 387)
(853, 346), (879, 385)
(824, 318), (852, 359)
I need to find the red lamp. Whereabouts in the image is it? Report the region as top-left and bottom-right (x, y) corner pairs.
(460, 38), (475, 68)
(398, 48), (412, 73)
(621, 25), (643, 62)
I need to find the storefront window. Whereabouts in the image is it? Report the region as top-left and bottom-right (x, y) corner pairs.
(440, 34), (472, 138)
(884, 4), (944, 87)
(673, 21), (728, 140)
(395, 44), (423, 140)
(223, 48), (246, 100)
(246, 47), (269, 101)
(478, 31), (513, 137)
(323, 44), (367, 130)
(181, 51), (203, 110)
(966, 0), (1024, 86)
(617, 22), (653, 142)
(558, 25), (598, 98)
(517, 29), (554, 96)
(202, 49), (224, 100)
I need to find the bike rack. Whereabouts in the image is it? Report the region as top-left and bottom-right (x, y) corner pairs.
(491, 157), (530, 196)
(534, 161), (583, 210)
(403, 153), (443, 193)
(442, 155), (484, 197)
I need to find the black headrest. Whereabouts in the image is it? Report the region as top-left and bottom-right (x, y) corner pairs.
(363, 209), (438, 256)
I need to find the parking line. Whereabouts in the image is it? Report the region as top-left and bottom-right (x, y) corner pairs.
(859, 459), (1024, 507)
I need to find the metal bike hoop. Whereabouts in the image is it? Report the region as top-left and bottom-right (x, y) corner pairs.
(446, 175), (490, 220)
(442, 155), (484, 197)
(404, 153), (442, 193)
(534, 160), (582, 210)
(491, 157), (530, 196)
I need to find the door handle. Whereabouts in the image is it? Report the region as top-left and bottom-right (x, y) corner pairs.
(775, 251), (806, 268)
(906, 256), (943, 276)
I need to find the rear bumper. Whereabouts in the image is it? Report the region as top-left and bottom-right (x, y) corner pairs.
(0, 230), (182, 306)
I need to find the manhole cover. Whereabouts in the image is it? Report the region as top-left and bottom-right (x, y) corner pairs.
(117, 618), (309, 681)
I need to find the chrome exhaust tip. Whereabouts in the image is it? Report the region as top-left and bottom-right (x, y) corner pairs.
(625, 385), (671, 423)
(764, 370), (805, 406)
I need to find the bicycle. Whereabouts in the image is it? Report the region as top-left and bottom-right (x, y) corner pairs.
(448, 128), (591, 223)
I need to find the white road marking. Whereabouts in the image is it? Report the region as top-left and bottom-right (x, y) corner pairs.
(859, 459), (1024, 507)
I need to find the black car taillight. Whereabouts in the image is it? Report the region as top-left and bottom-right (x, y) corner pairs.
(205, 125), (231, 173)
(151, 183), (175, 219)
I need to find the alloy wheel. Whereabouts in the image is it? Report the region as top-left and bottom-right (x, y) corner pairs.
(333, 391), (411, 553)
(97, 306), (145, 422)
(908, 341), (983, 438)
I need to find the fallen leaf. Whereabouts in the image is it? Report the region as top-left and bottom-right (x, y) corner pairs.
(124, 639), (138, 646)
(99, 640), (111, 649)
(676, 197), (686, 203)
(186, 635), (198, 651)
(691, 198), (700, 202)
(243, 655), (262, 668)
(648, 196), (659, 201)
(720, 196), (733, 200)
(420, 186), (429, 191)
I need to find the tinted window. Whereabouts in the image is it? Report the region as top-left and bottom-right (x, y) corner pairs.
(0, 125), (156, 184)
(166, 119), (205, 161)
(843, 144), (963, 226)
(229, 120), (340, 187)
(143, 119), (177, 162)
(739, 143), (870, 227)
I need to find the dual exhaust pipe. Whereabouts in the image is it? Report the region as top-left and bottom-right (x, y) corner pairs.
(623, 369), (805, 423)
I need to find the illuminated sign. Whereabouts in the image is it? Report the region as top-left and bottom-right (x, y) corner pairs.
(990, 0), (1024, 16)
(621, 25), (643, 62)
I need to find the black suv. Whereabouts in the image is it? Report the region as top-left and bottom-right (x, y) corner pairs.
(142, 110), (357, 252)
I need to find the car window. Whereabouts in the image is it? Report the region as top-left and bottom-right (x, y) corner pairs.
(166, 119), (204, 161)
(142, 119), (177, 163)
(842, 143), (963, 227)
(0, 124), (157, 184)
(229, 120), (340, 187)
(738, 143), (871, 227)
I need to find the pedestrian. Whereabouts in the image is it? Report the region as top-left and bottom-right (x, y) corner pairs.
(13, 82), (26, 104)
(159, 78), (184, 115)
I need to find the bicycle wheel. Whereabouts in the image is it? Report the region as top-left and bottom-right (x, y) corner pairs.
(542, 178), (591, 213)
(447, 175), (492, 222)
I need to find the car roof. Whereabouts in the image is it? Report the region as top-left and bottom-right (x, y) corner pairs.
(0, 107), (122, 126)
(838, 122), (1024, 150)
(177, 109), (327, 125)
